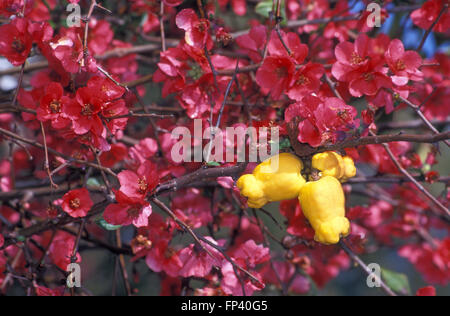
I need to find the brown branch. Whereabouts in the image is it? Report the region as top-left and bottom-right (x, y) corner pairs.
(374, 132), (449, 218)
(155, 163), (247, 195)
(153, 198), (263, 294)
(40, 122), (57, 188)
(292, 131), (450, 157)
(1, 200), (110, 251)
(0, 127), (117, 178)
(347, 176), (450, 185)
(393, 92), (450, 148)
(417, 4), (449, 51)
(115, 229), (132, 296)
(159, 1), (166, 52)
(339, 240), (397, 297)
(378, 118), (450, 131)
(12, 64), (25, 106)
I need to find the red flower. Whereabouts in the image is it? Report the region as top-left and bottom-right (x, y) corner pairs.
(256, 56), (295, 100)
(61, 188), (94, 218)
(128, 138), (158, 165)
(287, 63), (325, 101)
(385, 39), (423, 86)
(63, 87), (104, 135)
(399, 238), (450, 285)
(220, 260), (264, 296)
(49, 232), (81, 270)
(87, 18), (114, 56)
(145, 240), (183, 277)
(332, 34), (391, 97)
(35, 286), (64, 297)
(261, 261), (310, 294)
(102, 99), (129, 135)
(87, 76), (126, 102)
(286, 95), (359, 147)
(51, 33), (84, 74)
(100, 143), (128, 168)
(117, 161), (159, 200)
(416, 286), (436, 296)
(103, 190), (152, 228)
(163, 0), (184, 6)
(218, 0), (247, 16)
(178, 237), (222, 278)
(0, 0), (24, 16)
(236, 25), (267, 63)
(268, 30), (309, 64)
(280, 199), (315, 240)
(36, 82), (70, 129)
(411, 0), (450, 33)
(0, 18), (32, 66)
(172, 189), (212, 229)
(359, 142), (411, 174)
(175, 9), (212, 49)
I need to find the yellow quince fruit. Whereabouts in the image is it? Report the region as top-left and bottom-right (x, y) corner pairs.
(298, 176), (350, 245)
(312, 151), (356, 182)
(237, 153), (306, 208)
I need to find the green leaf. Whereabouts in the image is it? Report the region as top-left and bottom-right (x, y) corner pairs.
(87, 177), (101, 188)
(96, 218), (122, 231)
(255, 0), (287, 25)
(206, 161), (221, 167)
(255, 0), (273, 18)
(381, 268), (411, 295)
(279, 138), (291, 150)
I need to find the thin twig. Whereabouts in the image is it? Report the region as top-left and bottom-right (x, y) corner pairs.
(39, 122), (57, 188)
(372, 132), (450, 218)
(339, 240), (397, 297)
(417, 4), (448, 51)
(115, 229), (133, 296)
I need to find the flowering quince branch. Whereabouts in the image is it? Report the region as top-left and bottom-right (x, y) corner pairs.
(159, 1), (166, 52)
(339, 240), (397, 297)
(152, 198), (216, 259)
(0, 127), (117, 178)
(0, 200), (110, 251)
(391, 92), (450, 148)
(0, 0), (449, 297)
(377, 118), (450, 131)
(115, 229), (132, 296)
(152, 197), (263, 294)
(289, 128), (450, 158)
(39, 122), (57, 188)
(347, 176), (450, 185)
(155, 163), (248, 194)
(417, 3), (449, 52)
(374, 132), (450, 218)
(11, 64), (25, 106)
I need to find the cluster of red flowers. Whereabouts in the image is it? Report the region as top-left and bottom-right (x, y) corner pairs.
(0, 0), (449, 296)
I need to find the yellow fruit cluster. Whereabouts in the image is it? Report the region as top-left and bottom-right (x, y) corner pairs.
(236, 152), (356, 245)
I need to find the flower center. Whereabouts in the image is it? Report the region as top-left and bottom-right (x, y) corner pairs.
(49, 100), (61, 113)
(69, 198), (81, 209)
(196, 20), (208, 33)
(138, 178), (148, 194)
(295, 74), (311, 86)
(12, 37), (25, 53)
(396, 60), (406, 71)
(350, 52), (364, 65)
(187, 63), (203, 81)
(127, 207), (141, 219)
(364, 72), (374, 82)
(81, 103), (94, 116)
(164, 247), (176, 259)
(275, 66), (288, 79)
